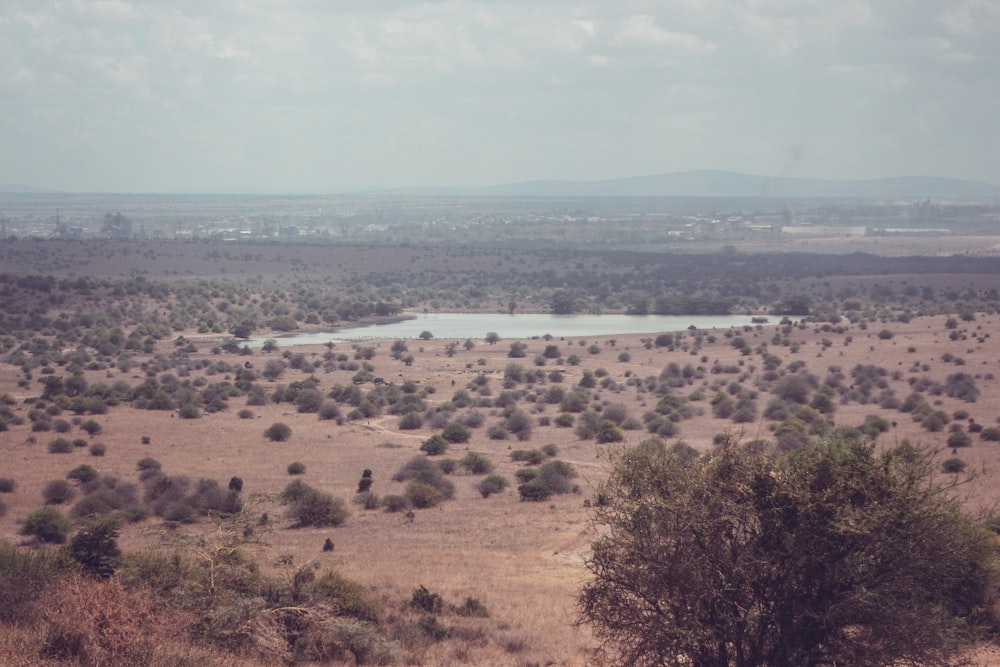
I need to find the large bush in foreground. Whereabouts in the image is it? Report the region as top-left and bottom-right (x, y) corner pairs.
(580, 436), (1000, 667)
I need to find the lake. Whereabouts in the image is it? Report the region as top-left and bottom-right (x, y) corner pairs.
(249, 313), (768, 346)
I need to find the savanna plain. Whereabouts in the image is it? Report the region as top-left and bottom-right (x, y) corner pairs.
(3, 201), (1000, 666)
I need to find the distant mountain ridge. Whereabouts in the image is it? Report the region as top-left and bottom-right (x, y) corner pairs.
(383, 170), (1000, 199)
(3, 170), (999, 198)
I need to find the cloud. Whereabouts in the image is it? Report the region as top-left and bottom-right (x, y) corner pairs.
(0, 0), (997, 191)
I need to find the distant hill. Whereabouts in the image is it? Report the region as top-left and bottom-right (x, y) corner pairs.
(0, 184), (57, 194)
(5, 171), (1000, 199)
(382, 170), (1000, 199)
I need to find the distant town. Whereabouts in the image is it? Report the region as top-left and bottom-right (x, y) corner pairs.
(2, 192), (999, 247)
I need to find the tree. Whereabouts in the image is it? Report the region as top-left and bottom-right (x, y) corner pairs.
(580, 435), (999, 667)
(485, 332), (500, 345)
(69, 516), (124, 579)
(551, 289), (576, 314)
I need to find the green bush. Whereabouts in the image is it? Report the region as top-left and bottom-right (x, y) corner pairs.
(441, 421), (471, 444)
(405, 481), (446, 508)
(67, 464), (99, 484)
(420, 434), (449, 456)
(0, 477), (16, 493)
(398, 412), (424, 430)
(517, 481), (552, 502)
(453, 596), (490, 617)
(511, 449), (545, 465)
(460, 452), (493, 475)
(477, 475), (510, 498)
(288, 487), (349, 527)
(410, 585), (443, 614)
(554, 413), (575, 427)
(941, 458), (967, 474)
(42, 479), (75, 505)
(0, 540), (70, 623)
(48, 437), (74, 454)
(287, 461), (307, 475)
(178, 403), (201, 419)
(89, 442), (106, 456)
(515, 468), (538, 484)
(136, 457), (161, 472)
(20, 506), (71, 543)
(311, 570), (383, 623)
(980, 427), (1000, 442)
(69, 516), (123, 580)
(947, 430), (972, 448)
(265, 422), (292, 442)
(381, 494), (412, 513)
(80, 419), (103, 436)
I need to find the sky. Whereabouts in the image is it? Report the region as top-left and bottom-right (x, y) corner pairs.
(1, 0), (998, 193)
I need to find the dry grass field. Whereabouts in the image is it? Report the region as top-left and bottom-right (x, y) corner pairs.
(4, 310), (1000, 664)
(3, 236), (1000, 664)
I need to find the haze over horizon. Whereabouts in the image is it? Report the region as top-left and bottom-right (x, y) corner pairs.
(2, 1), (998, 194)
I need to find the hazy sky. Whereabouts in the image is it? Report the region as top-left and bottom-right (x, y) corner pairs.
(2, 1), (998, 193)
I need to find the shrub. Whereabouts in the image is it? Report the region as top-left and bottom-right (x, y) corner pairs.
(398, 412), (424, 430)
(511, 449), (546, 465)
(288, 487), (349, 527)
(48, 437), (74, 454)
(554, 413), (575, 427)
(410, 585), (444, 614)
(405, 481), (446, 508)
(453, 596), (490, 617)
(393, 456), (436, 482)
(79, 419), (102, 436)
(420, 434), (449, 456)
(518, 481), (552, 502)
(43, 479), (76, 505)
(136, 457), (161, 472)
(596, 420), (625, 444)
(0, 477), (16, 493)
(69, 516), (123, 580)
(287, 461), (306, 475)
(515, 468), (539, 484)
(265, 422), (292, 442)
(381, 494), (412, 513)
(460, 452), (493, 475)
(947, 430), (972, 448)
(477, 475), (509, 498)
(70, 477), (143, 521)
(461, 410), (485, 428)
(177, 403), (201, 419)
(20, 506), (71, 543)
(980, 427), (1000, 442)
(237, 408), (254, 419)
(941, 458), (967, 474)
(317, 402), (342, 421)
(487, 425), (509, 440)
(504, 409), (533, 441)
(311, 570), (383, 623)
(441, 421), (471, 444)
(281, 479), (312, 504)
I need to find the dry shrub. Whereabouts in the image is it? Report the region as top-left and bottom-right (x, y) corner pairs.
(36, 574), (192, 665)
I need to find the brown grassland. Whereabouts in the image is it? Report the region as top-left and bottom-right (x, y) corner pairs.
(2, 235), (1000, 665)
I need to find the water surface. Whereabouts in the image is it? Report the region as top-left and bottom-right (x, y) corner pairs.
(250, 313), (765, 346)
